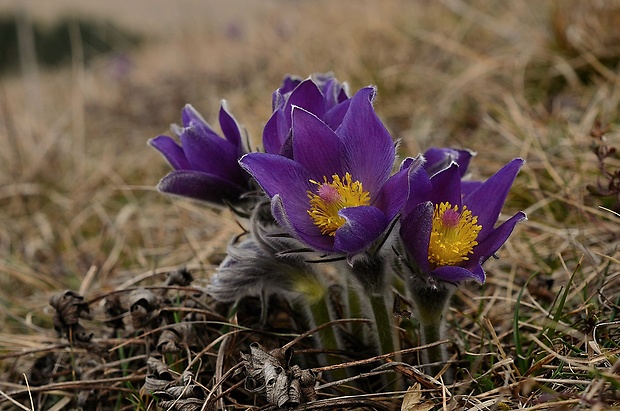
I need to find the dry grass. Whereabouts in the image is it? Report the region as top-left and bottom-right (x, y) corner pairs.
(0, 0), (619, 409)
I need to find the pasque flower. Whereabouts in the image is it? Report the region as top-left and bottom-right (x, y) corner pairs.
(263, 73), (351, 157)
(148, 102), (251, 205)
(400, 158), (526, 284)
(241, 87), (421, 254)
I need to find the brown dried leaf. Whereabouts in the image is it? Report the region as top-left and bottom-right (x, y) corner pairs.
(401, 383), (434, 411)
(129, 288), (161, 329)
(240, 342), (316, 407)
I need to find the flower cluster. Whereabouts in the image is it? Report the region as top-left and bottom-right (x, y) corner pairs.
(149, 73), (526, 376)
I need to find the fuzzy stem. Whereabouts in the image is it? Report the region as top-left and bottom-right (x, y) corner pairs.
(368, 293), (396, 355)
(307, 295), (340, 356)
(347, 279), (365, 342)
(409, 276), (456, 382)
(419, 318), (446, 377)
(305, 293), (350, 384)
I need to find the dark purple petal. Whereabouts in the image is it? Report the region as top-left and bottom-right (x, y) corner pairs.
(403, 162), (433, 216)
(148, 136), (191, 170)
(181, 104), (208, 128)
(239, 153), (311, 200)
(455, 149), (475, 176)
(424, 147), (476, 177)
(263, 110), (288, 155)
(431, 264), (485, 284)
(180, 126), (242, 181)
(218, 100), (243, 152)
(471, 211), (526, 264)
(374, 155), (424, 221)
(291, 107), (343, 179)
(323, 100), (351, 130)
(286, 79), (326, 121)
(464, 158), (524, 238)
(334, 206), (387, 253)
(157, 170), (245, 204)
(338, 87), (394, 195)
(429, 162), (462, 207)
(400, 201), (433, 273)
(461, 180), (483, 197)
(271, 195), (334, 252)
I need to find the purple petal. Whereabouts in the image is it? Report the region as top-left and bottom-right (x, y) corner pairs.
(286, 79), (326, 120)
(338, 87), (395, 195)
(334, 206), (387, 253)
(263, 110), (288, 155)
(399, 201), (433, 273)
(157, 170), (245, 204)
(471, 211), (526, 264)
(180, 126), (242, 181)
(218, 100), (243, 151)
(375, 155), (425, 221)
(431, 264), (485, 284)
(323, 99), (351, 131)
(148, 135), (191, 170)
(429, 162), (462, 207)
(291, 106), (343, 179)
(271, 194), (333, 252)
(461, 180), (483, 197)
(181, 104), (209, 129)
(465, 158), (524, 238)
(402, 162), (432, 216)
(239, 153), (311, 201)
(455, 149), (476, 176)
(424, 147), (476, 177)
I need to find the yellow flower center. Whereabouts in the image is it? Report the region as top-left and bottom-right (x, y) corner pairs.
(428, 202), (482, 267)
(307, 172), (371, 236)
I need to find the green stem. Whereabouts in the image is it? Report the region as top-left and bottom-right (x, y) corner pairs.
(369, 293), (396, 355)
(409, 275), (456, 382)
(347, 279), (365, 342)
(306, 293), (349, 384)
(308, 295), (340, 355)
(419, 318), (446, 378)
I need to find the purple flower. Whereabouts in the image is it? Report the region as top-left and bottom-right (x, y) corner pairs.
(148, 102), (251, 205)
(400, 158), (526, 284)
(241, 87), (422, 254)
(263, 73), (351, 157)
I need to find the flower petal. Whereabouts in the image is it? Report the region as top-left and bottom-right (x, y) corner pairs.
(240, 152), (323, 235)
(157, 170), (245, 204)
(218, 100), (243, 152)
(375, 155), (425, 221)
(464, 158), (524, 238)
(271, 195), (334, 252)
(148, 135), (191, 170)
(291, 106), (343, 179)
(334, 206), (387, 253)
(263, 110), (289, 155)
(338, 87), (395, 195)
(399, 201), (433, 273)
(429, 162), (462, 207)
(431, 264), (485, 284)
(180, 126), (241, 180)
(286, 78), (326, 120)
(323, 99), (351, 131)
(423, 147), (476, 177)
(471, 211), (526, 264)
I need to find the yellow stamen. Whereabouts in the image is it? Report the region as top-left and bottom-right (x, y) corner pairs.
(428, 202), (482, 267)
(307, 172), (371, 236)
